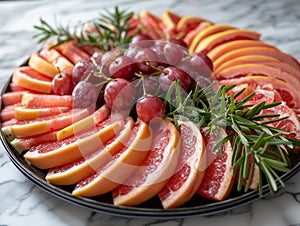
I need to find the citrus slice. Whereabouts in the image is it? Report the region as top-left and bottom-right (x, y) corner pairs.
(28, 52), (58, 78)
(1, 91), (26, 106)
(216, 63), (300, 88)
(21, 93), (73, 108)
(12, 66), (52, 93)
(55, 41), (90, 64)
(72, 120), (153, 197)
(161, 10), (181, 32)
(14, 106), (71, 121)
(158, 120), (205, 209)
(194, 29), (261, 54)
(189, 24), (236, 52)
(39, 42), (74, 75)
(46, 117), (134, 185)
(139, 10), (164, 39)
(113, 119), (180, 206)
(198, 128), (234, 201)
(3, 108), (89, 138)
(176, 15), (207, 35)
(207, 40), (276, 62)
(24, 119), (124, 169)
(184, 21), (212, 46)
(213, 46), (300, 70)
(219, 75), (300, 109)
(56, 105), (110, 141)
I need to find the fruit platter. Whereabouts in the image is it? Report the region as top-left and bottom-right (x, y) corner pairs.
(1, 7), (300, 218)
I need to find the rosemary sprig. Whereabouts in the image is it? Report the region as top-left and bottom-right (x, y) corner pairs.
(165, 82), (299, 195)
(33, 7), (138, 51)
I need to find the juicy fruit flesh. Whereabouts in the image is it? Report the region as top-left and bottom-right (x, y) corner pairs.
(1, 8), (300, 210)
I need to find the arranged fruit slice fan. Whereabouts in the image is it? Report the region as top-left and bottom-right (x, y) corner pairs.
(1, 7), (300, 210)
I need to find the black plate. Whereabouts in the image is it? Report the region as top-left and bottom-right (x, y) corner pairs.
(1, 75), (300, 219)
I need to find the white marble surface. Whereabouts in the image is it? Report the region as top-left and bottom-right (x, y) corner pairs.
(0, 0), (300, 225)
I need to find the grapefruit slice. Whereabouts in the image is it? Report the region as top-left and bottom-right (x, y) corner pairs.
(0, 103), (20, 122)
(46, 117), (134, 185)
(184, 21), (212, 46)
(21, 93), (73, 108)
(12, 66), (52, 94)
(139, 10), (164, 39)
(194, 29), (261, 54)
(113, 119), (180, 206)
(14, 106), (71, 121)
(56, 105), (110, 141)
(198, 129), (234, 201)
(55, 41), (90, 64)
(10, 131), (58, 154)
(158, 120), (205, 209)
(39, 43), (74, 75)
(161, 10), (181, 32)
(176, 15), (207, 35)
(28, 52), (58, 78)
(24, 119), (124, 169)
(216, 63), (300, 88)
(215, 55), (300, 79)
(207, 40), (276, 62)
(72, 120), (153, 197)
(1, 91), (26, 106)
(189, 24), (236, 52)
(3, 108), (89, 138)
(213, 46), (300, 70)
(219, 75), (300, 109)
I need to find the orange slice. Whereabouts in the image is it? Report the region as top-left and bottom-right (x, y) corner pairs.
(113, 119), (180, 206)
(183, 21), (212, 46)
(207, 39), (276, 62)
(189, 24), (236, 52)
(28, 52), (58, 78)
(12, 66), (52, 94)
(24, 119), (124, 169)
(72, 120), (153, 197)
(194, 29), (261, 54)
(46, 117), (134, 185)
(158, 120), (205, 209)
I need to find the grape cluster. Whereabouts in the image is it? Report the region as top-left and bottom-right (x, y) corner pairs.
(53, 34), (214, 123)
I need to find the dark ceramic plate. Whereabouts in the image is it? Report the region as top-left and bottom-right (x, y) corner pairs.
(1, 75), (300, 219)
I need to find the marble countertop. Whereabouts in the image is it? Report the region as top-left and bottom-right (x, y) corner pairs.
(0, 0), (300, 225)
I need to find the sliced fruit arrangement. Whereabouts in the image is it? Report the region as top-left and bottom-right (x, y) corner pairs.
(1, 7), (300, 210)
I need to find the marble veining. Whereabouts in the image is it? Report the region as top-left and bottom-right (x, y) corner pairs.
(0, 0), (300, 225)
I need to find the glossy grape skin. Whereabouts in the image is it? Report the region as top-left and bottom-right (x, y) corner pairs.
(109, 55), (136, 80)
(51, 72), (74, 95)
(134, 47), (158, 74)
(136, 94), (165, 123)
(159, 66), (191, 92)
(72, 60), (92, 84)
(101, 48), (122, 68)
(72, 81), (97, 108)
(130, 34), (154, 48)
(104, 78), (135, 110)
(163, 41), (186, 66)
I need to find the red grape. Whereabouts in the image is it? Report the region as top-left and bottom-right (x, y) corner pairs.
(72, 81), (97, 108)
(109, 56), (135, 80)
(163, 41), (186, 66)
(134, 48), (158, 74)
(104, 78), (135, 110)
(130, 34), (154, 48)
(136, 94), (165, 123)
(159, 66), (191, 91)
(51, 72), (74, 95)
